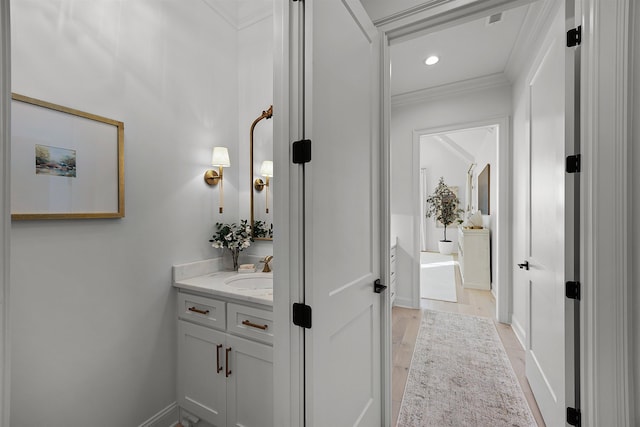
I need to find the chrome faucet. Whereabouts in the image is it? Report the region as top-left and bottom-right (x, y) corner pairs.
(261, 255), (273, 273)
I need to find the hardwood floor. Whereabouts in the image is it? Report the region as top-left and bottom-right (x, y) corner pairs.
(391, 260), (546, 426)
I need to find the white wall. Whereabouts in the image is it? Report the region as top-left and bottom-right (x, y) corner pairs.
(237, 13), (274, 259)
(10, 1), (241, 425)
(238, 13), (274, 233)
(419, 136), (468, 252)
(390, 84), (511, 307)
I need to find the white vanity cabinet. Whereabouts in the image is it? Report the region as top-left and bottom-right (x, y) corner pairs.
(177, 290), (273, 427)
(457, 227), (491, 290)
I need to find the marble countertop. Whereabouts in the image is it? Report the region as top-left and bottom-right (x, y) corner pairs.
(173, 270), (273, 307)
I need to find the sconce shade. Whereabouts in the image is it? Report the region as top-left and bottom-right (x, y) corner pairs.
(260, 160), (274, 177)
(211, 147), (230, 167)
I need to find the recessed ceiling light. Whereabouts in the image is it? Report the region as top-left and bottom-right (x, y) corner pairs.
(425, 55), (439, 66)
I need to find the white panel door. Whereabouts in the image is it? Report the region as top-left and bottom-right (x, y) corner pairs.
(524, 6), (571, 426)
(302, 0), (382, 425)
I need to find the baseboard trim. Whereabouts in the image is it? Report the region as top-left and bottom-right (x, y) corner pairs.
(393, 296), (415, 309)
(510, 315), (526, 350)
(138, 402), (179, 427)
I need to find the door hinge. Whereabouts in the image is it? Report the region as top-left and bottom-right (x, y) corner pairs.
(566, 281), (581, 300)
(566, 154), (581, 173)
(293, 303), (312, 329)
(567, 407), (581, 426)
(373, 278), (387, 294)
(567, 26), (582, 47)
(292, 139), (312, 164)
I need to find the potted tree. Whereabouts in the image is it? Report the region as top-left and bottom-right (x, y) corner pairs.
(425, 176), (464, 254)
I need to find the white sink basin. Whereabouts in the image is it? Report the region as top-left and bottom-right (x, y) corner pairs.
(224, 273), (273, 290)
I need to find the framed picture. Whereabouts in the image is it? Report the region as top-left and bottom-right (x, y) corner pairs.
(11, 93), (124, 220)
(478, 164), (490, 215)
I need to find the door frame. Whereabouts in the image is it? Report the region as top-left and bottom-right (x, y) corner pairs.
(274, 0), (390, 426)
(410, 117), (511, 323)
(377, 0), (634, 425)
(0, 1), (633, 427)
(0, 0), (10, 426)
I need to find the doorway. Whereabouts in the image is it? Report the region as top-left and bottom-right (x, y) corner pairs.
(418, 125), (500, 309)
(386, 1), (571, 425)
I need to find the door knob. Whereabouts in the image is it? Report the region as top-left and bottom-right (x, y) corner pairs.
(517, 261), (530, 270)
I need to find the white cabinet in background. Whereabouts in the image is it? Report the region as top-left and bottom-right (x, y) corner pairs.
(457, 227), (491, 290)
(177, 291), (273, 427)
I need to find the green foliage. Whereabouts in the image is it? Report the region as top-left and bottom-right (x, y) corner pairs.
(209, 219), (253, 251)
(253, 220), (273, 239)
(425, 176), (464, 241)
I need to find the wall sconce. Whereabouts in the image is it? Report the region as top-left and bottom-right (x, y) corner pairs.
(204, 147), (230, 213)
(254, 160), (273, 213)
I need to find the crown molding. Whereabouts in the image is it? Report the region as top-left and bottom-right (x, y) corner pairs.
(391, 72), (510, 107)
(373, 0), (451, 28)
(201, 0), (271, 31)
(504, 0), (560, 80)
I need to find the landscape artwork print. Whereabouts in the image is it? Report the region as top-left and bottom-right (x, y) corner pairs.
(35, 144), (77, 177)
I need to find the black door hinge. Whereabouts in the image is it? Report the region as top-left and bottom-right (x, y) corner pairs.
(567, 407), (581, 426)
(566, 154), (581, 173)
(566, 281), (581, 300)
(374, 279), (387, 294)
(293, 139), (312, 164)
(293, 303), (312, 329)
(567, 26), (582, 47)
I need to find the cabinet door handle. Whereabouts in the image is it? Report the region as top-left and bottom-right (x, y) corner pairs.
(242, 320), (268, 330)
(216, 344), (223, 373)
(517, 261), (530, 271)
(226, 347), (232, 377)
(188, 306), (210, 315)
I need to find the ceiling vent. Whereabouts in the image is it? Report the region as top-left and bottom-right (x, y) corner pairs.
(487, 12), (503, 25)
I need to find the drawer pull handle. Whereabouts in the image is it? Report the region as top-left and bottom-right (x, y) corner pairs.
(226, 347), (232, 378)
(242, 320), (269, 330)
(188, 306), (210, 315)
(216, 344), (223, 374)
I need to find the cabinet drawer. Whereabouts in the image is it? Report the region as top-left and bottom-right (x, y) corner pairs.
(227, 303), (274, 345)
(178, 292), (226, 331)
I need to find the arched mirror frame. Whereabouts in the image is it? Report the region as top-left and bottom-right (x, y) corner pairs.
(250, 105), (273, 240)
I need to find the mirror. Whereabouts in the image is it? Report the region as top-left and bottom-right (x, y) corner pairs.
(250, 105), (273, 240)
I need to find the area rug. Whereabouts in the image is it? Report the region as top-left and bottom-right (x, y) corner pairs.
(420, 252), (457, 302)
(397, 310), (537, 427)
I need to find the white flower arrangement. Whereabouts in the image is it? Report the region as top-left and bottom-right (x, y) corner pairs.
(209, 220), (253, 270)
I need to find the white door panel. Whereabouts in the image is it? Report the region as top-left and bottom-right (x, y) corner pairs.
(524, 6), (568, 426)
(302, 0), (382, 425)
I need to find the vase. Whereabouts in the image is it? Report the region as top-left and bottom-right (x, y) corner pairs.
(438, 240), (454, 255)
(230, 248), (240, 271)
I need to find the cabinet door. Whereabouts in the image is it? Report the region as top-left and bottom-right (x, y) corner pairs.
(178, 320), (227, 426)
(225, 334), (273, 427)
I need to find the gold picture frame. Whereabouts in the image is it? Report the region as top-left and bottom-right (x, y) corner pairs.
(11, 93), (124, 220)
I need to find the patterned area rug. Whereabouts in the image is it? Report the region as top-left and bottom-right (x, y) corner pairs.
(398, 310), (537, 427)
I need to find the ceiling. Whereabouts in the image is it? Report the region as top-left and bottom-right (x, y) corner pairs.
(422, 127), (496, 163)
(201, 0), (272, 29)
(390, 4), (531, 96)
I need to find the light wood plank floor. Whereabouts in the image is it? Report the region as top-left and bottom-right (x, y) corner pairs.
(392, 259), (545, 426)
